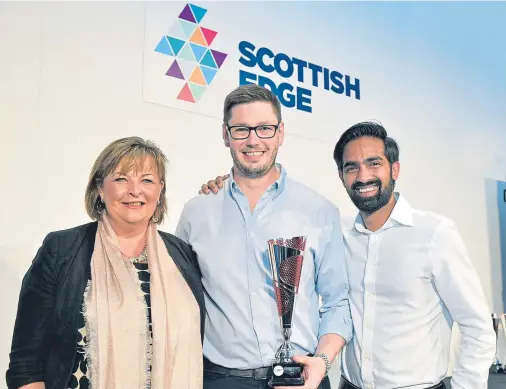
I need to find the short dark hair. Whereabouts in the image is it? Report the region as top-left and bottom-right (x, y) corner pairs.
(223, 84), (282, 124)
(333, 121), (400, 171)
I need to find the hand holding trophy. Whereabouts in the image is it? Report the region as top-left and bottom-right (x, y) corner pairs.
(267, 236), (307, 387)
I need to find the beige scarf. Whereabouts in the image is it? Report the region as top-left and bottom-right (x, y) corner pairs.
(84, 215), (202, 389)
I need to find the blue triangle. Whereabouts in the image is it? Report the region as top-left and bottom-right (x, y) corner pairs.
(199, 49), (217, 69)
(189, 43), (207, 62)
(200, 65), (217, 85)
(179, 19), (196, 39)
(189, 4), (207, 23)
(167, 36), (185, 56)
(154, 36), (174, 56)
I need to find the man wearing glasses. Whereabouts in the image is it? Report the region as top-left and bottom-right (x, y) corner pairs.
(175, 84), (353, 389)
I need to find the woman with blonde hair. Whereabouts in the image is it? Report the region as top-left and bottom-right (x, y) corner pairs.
(6, 137), (204, 389)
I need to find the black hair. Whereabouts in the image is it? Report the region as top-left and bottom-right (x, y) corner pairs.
(333, 121), (399, 171)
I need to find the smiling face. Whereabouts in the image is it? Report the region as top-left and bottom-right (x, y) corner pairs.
(99, 155), (164, 230)
(340, 136), (399, 214)
(222, 101), (284, 179)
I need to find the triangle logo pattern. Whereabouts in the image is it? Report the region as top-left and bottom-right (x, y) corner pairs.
(167, 37), (185, 56)
(189, 67), (206, 86)
(211, 49), (227, 68)
(166, 60), (184, 80)
(178, 4), (196, 23)
(189, 27), (207, 46)
(200, 65), (217, 85)
(154, 3), (228, 104)
(201, 27), (217, 46)
(154, 36), (174, 56)
(167, 20), (185, 40)
(200, 49), (217, 69)
(177, 83), (195, 102)
(178, 43), (195, 62)
(179, 19), (197, 39)
(189, 82), (206, 102)
(177, 58), (196, 80)
(189, 4), (207, 24)
(189, 43), (207, 62)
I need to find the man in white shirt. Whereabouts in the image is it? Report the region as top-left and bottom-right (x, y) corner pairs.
(332, 121), (495, 389)
(198, 121), (496, 389)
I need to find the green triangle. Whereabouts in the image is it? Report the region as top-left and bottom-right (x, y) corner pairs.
(179, 19), (197, 39)
(188, 82), (206, 102)
(177, 43), (196, 62)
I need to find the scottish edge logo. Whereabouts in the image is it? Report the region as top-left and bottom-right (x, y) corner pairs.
(153, 3), (361, 113)
(153, 3), (228, 103)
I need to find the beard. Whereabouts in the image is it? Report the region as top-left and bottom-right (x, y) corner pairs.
(230, 147), (278, 178)
(347, 171), (395, 214)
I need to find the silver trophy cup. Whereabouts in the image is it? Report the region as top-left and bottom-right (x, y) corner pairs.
(267, 236), (307, 387)
(491, 313), (504, 373)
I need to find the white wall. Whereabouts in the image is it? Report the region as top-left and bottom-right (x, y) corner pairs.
(1, 2), (505, 388)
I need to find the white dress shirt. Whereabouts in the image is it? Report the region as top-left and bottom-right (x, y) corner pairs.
(340, 193), (496, 389)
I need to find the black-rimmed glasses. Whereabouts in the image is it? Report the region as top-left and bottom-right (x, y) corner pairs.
(227, 124), (279, 140)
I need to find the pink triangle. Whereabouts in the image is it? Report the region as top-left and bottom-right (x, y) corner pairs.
(178, 4), (196, 23)
(201, 27), (217, 46)
(166, 60), (184, 79)
(177, 83), (196, 102)
(211, 49), (227, 68)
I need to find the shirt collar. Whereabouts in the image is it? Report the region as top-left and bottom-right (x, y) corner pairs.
(228, 163), (286, 196)
(351, 192), (414, 233)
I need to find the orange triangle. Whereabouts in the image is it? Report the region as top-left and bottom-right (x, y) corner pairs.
(189, 66), (207, 85)
(176, 83), (195, 102)
(189, 27), (208, 46)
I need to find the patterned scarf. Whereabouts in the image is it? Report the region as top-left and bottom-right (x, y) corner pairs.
(85, 215), (202, 389)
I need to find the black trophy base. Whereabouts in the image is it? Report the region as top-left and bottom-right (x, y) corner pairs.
(268, 362), (304, 387)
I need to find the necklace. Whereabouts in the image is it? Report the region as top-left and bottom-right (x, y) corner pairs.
(126, 244), (148, 264)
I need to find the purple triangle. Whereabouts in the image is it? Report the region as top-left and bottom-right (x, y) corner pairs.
(179, 4), (196, 23)
(211, 49), (228, 68)
(166, 60), (184, 79)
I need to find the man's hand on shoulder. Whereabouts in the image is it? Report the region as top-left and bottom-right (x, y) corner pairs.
(199, 174), (230, 194)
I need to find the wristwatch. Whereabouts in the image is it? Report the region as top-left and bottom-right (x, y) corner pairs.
(314, 352), (331, 377)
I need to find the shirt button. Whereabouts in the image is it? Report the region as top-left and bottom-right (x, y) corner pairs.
(247, 231), (254, 237)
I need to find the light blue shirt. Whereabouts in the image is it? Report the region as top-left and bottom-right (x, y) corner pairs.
(175, 165), (353, 369)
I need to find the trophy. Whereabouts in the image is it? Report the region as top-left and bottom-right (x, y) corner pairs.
(267, 236), (307, 387)
(491, 313), (505, 373)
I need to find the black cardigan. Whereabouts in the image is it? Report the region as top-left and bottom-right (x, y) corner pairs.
(6, 222), (205, 389)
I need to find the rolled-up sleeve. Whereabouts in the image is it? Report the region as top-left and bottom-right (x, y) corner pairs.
(431, 220), (496, 389)
(315, 206), (353, 343)
(6, 232), (58, 389)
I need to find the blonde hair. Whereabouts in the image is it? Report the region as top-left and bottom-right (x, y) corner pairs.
(85, 137), (168, 224)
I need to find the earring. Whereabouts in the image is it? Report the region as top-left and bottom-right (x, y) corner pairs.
(100, 197), (105, 203)
(157, 199), (160, 205)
